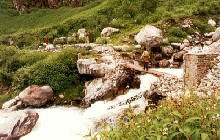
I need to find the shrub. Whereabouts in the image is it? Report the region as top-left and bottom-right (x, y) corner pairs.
(168, 36), (183, 43)
(7, 59), (25, 73)
(167, 26), (187, 38)
(67, 36), (78, 44)
(13, 47), (83, 91)
(0, 70), (12, 85)
(192, 19), (215, 34)
(12, 67), (33, 88)
(95, 37), (110, 44)
(16, 38), (32, 48)
(0, 46), (19, 63)
(4, 51), (50, 73)
(18, 52), (51, 66)
(94, 92), (220, 139)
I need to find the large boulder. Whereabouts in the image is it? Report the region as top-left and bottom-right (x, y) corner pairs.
(212, 27), (220, 42)
(19, 85), (53, 107)
(0, 110), (39, 140)
(135, 25), (163, 48)
(101, 27), (120, 37)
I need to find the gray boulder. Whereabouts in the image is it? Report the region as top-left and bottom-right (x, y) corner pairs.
(19, 85), (53, 107)
(135, 25), (163, 48)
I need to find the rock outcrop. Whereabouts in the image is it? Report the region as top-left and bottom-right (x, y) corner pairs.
(77, 58), (115, 77)
(0, 110), (39, 140)
(81, 65), (137, 107)
(19, 85), (53, 107)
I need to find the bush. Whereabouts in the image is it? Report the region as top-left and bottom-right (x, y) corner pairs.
(4, 51), (50, 73)
(94, 92), (220, 139)
(192, 19), (215, 34)
(168, 36), (183, 43)
(167, 26), (187, 38)
(95, 37), (110, 44)
(12, 67), (33, 88)
(7, 59), (24, 73)
(0, 70), (12, 85)
(0, 46), (19, 63)
(13, 47), (83, 91)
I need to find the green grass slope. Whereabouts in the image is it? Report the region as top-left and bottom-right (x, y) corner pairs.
(0, 0), (220, 47)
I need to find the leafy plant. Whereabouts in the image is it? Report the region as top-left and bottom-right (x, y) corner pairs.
(94, 92), (220, 139)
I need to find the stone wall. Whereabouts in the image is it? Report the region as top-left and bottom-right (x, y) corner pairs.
(183, 53), (219, 89)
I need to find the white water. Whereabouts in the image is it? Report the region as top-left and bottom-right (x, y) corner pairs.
(21, 69), (183, 140)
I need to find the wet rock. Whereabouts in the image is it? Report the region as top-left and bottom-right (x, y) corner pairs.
(159, 59), (170, 68)
(81, 60), (137, 107)
(155, 53), (163, 60)
(161, 46), (173, 58)
(174, 51), (186, 62)
(130, 76), (141, 89)
(0, 110), (39, 140)
(19, 85), (53, 107)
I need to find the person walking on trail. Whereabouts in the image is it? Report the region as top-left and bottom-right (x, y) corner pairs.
(141, 50), (150, 71)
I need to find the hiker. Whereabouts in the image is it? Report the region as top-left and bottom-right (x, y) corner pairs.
(141, 49), (150, 71)
(45, 37), (49, 44)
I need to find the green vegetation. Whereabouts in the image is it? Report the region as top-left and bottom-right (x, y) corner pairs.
(0, 0), (220, 47)
(93, 92), (220, 139)
(0, 46), (87, 107)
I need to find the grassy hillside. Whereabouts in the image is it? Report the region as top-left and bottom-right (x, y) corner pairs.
(0, 0), (219, 47)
